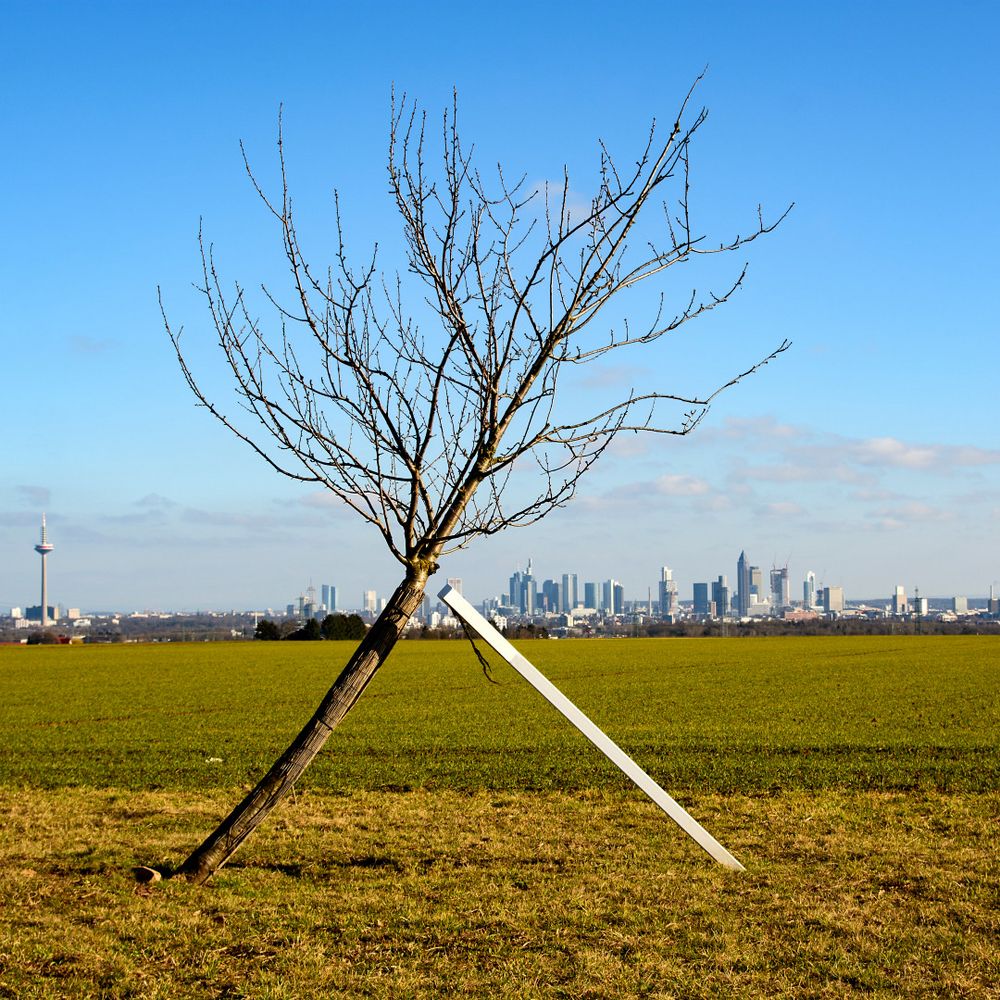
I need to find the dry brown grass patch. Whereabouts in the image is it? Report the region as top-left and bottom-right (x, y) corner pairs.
(0, 787), (996, 998)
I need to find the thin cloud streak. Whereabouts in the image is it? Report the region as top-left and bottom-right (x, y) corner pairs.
(16, 485), (51, 507)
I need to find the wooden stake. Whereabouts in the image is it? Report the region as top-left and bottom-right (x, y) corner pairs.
(438, 585), (745, 872)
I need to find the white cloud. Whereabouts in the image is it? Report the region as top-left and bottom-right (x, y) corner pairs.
(733, 461), (866, 485)
(761, 501), (804, 517)
(871, 500), (953, 524)
(852, 437), (939, 469)
(652, 473), (711, 496)
(850, 487), (900, 502)
(298, 490), (344, 509)
(849, 436), (1000, 471)
(135, 493), (178, 509)
(703, 494), (734, 512)
(704, 415), (802, 443)
(578, 363), (645, 391)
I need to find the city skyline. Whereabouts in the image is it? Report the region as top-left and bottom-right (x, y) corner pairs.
(5, 515), (994, 618)
(2, 3), (998, 610)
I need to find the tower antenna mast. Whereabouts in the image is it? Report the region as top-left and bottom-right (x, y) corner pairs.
(34, 514), (55, 629)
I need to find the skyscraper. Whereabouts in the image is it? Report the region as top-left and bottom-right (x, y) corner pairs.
(523, 560), (536, 615)
(823, 586), (844, 614)
(711, 575), (729, 617)
(892, 585), (907, 616)
(34, 514), (54, 628)
(693, 582), (710, 616)
(509, 569), (523, 612)
(584, 582), (598, 609)
(508, 561), (536, 614)
(770, 566), (790, 610)
(803, 571), (816, 608)
(561, 573), (578, 612)
(736, 551), (750, 618)
(658, 566), (678, 616)
(446, 577), (463, 596)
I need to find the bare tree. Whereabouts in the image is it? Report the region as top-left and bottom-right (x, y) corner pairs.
(162, 79), (790, 882)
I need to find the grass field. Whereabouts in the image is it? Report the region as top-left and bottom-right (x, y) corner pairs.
(1, 637), (997, 997)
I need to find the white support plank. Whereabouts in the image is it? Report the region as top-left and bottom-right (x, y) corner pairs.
(438, 584), (745, 872)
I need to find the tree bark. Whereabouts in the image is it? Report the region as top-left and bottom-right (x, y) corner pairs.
(178, 569), (428, 882)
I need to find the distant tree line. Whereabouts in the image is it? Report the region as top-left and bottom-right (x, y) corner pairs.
(255, 614), (368, 642)
(403, 622), (549, 640)
(624, 618), (1000, 638)
(25, 630), (62, 645)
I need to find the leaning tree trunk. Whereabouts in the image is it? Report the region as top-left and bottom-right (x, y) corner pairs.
(177, 568), (428, 882)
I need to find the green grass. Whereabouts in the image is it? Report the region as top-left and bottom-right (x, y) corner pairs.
(1, 636), (997, 792)
(1, 637), (997, 997)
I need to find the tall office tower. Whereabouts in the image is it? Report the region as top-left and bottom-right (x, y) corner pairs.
(823, 586), (844, 614)
(508, 560), (536, 614)
(297, 594), (306, 617)
(328, 585), (338, 612)
(305, 584), (317, 616)
(692, 582), (710, 616)
(34, 514), (54, 627)
(658, 566), (678, 616)
(770, 566), (790, 610)
(584, 581), (598, 609)
(951, 596), (968, 614)
(561, 573), (578, 612)
(509, 569), (523, 612)
(321, 584), (330, 608)
(523, 560), (536, 614)
(711, 575), (729, 617)
(613, 582), (624, 615)
(892, 584), (907, 616)
(447, 577), (463, 596)
(803, 571), (816, 608)
(540, 579), (560, 612)
(736, 551), (750, 617)
(750, 566), (763, 600)
(363, 590), (377, 615)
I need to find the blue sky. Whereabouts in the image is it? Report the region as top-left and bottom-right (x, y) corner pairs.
(2, 1), (998, 611)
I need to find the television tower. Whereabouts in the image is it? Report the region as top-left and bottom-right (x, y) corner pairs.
(34, 514), (54, 628)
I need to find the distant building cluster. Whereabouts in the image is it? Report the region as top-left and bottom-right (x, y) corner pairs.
(466, 553), (1000, 636)
(4, 516), (999, 641)
(271, 576), (468, 633)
